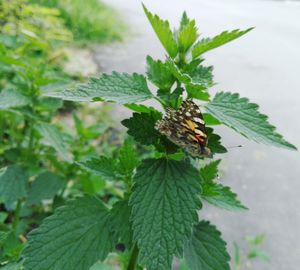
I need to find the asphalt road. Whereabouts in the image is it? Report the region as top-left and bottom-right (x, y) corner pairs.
(96, 0), (300, 268)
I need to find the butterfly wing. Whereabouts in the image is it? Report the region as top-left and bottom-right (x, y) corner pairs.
(155, 100), (211, 157)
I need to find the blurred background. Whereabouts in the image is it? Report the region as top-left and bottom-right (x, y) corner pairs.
(0, 0), (299, 269)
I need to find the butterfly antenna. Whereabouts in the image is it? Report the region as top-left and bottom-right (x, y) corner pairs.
(226, 145), (244, 149)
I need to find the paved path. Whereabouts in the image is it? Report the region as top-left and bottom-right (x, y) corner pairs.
(96, 0), (300, 268)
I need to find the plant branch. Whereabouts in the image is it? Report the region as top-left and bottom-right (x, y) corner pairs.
(12, 199), (22, 235)
(127, 243), (139, 270)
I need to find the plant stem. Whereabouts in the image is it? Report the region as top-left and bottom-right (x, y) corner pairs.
(127, 244), (139, 270)
(12, 199), (22, 235)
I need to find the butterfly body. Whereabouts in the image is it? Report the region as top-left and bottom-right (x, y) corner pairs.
(155, 100), (212, 158)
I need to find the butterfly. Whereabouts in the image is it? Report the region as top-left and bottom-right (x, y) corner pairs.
(155, 99), (212, 158)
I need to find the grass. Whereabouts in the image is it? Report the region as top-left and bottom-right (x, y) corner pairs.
(29, 0), (125, 43)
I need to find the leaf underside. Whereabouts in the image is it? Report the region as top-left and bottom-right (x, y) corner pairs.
(205, 92), (297, 150)
(44, 72), (153, 104)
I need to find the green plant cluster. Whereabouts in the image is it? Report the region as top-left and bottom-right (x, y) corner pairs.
(29, 0), (125, 43)
(1, 4), (297, 270)
(0, 1), (126, 268)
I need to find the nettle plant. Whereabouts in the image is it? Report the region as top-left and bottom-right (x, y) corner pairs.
(22, 5), (296, 270)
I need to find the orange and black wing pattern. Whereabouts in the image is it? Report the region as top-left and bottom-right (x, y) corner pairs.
(155, 100), (212, 157)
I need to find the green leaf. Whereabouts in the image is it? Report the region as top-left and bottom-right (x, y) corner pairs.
(117, 139), (139, 177)
(192, 28), (253, 58)
(184, 221), (230, 270)
(205, 92), (297, 150)
(125, 103), (158, 114)
(35, 122), (72, 161)
(200, 161), (246, 210)
(202, 183), (247, 211)
(233, 242), (241, 266)
(179, 11), (190, 31)
(188, 66), (214, 88)
(110, 199), (132, 248)
(143, 5), (178, 58)
(206, 127), (227, 154)
(130, 158), (202, 270)
(203, 113), (221, 125)
(89, 262), (116, 270)
(0, 89), (30, 110)
(121, 111), (162, 146)
(26, 172), (65, 205)
(0, 165), (27, 205)
(23, 196), (113, 270)
(186, 87), (210, 101)
(45, 72), (153, 104)
(146, 55), (175, 90)
(167, 60), (207, 90)
(178, 17), (198, 53)
(0, 262), (22, 270)
(77, 157), (117, 181)
(200, 160), (221, 182)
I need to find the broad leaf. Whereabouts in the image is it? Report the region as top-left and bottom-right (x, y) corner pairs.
(206, 128), (227, 154)
(143, 5), (178, 58)
(200, 160), (221, 182)
(202, 182), (247, 211)
(45, 72), (153, 104)
(117, 139), (139, 177)
(178, 16), (198, 52)
(0, 262), (22, 270)
(188, 65), (214, 88)
(89, 262), (115, 270)
(125, 103), (158, 113)
(179, 12), (190, 31)
(110, 199), (132, 248)
(121, 111), (162, 146)
(205, 92), (297, 150)
(77, 157), (117, 181)
(146, 55), (175, 90)
(192, 28), (253, 58)
(130, 158), (202, 270)
(0, 165), (27, 205)
(184, 221), (230, 270)
(0, 88), (30, 109)
(23, 196), (113, 270)
(167, 60), (207, 90)
(203, 113), (221, 125)
(27, 172), (65, 205)
(35, 122), (72, 161)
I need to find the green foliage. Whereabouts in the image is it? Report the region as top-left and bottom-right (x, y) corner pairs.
(192, 28), (254, 58)
(178, 12), (199, 53)
(233, 234), (270, 270)
(35, 122), (72, 162)
(29, 0), (124, 43)
(46, 72), (153, 104)
(26, 172), (65, 205)
(142, 4), (178, 58)
(77, 157), (117, 182)
(146, 55), (175, 90)
(200, 161), (246, 211)
(110, 198), (133, 248)
(121, 111), (162, 146)
(2, 3), (295, 270)
(0, 165), (27, 205)
(130, 159), (202, 270)
(205, 92), (297, 150)
(23, 196), (113, 270)
(184, 221), (230, 270)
